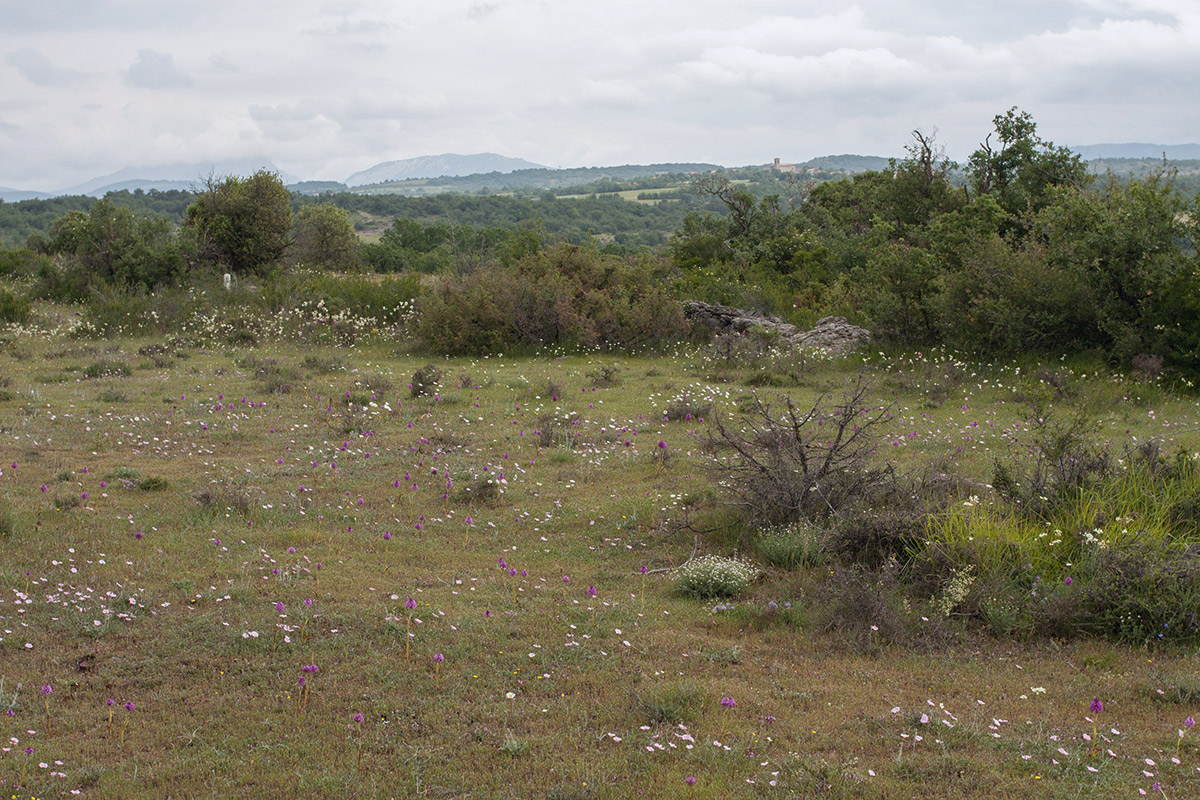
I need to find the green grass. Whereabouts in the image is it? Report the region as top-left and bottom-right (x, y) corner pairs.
(0, 322), (1199, 798)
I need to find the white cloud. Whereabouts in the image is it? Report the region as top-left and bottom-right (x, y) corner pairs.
(0, 0), (1196, 190)
(6, 48), (85, 87)
(127, 49), (193, 89)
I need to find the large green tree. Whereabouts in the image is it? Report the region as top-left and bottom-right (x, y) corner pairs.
(45, 199), (186, 291)
(293, 202), (359, 270)
(967, 107), (1089, 217)
(185, 170), (291, 274)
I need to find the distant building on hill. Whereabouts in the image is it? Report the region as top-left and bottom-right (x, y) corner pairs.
(771, 157), (798, 173)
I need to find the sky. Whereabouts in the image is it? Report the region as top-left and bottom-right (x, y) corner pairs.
(2, 0), (1198, 191)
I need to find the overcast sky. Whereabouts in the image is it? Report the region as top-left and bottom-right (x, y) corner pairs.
(2, 0), (1197, 190)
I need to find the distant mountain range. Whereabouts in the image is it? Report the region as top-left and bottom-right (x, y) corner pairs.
(345, 153), (546, 187)
(62, 157), (295, 197)
(0, 187), (47, 202)
(2, 145), (1197, 203)
(1070, 143), (1200, 160)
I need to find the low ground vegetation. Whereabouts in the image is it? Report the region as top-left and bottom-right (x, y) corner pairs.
(0, 302), (1198, 796)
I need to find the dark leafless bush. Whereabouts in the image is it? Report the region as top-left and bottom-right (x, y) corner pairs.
(585, 364), (622, 387)
(1132, 353), (1164, 380)
(361, 371), (393, 397)
(991, 398), (1109, 519)
(824, 505), (927, 570)
(665, 394), (713, 421)
(193, 482), (253, 517)
(1035, 366), (1074, 398)
(411, 364), (442, 398)
(704, 373), (893, 526)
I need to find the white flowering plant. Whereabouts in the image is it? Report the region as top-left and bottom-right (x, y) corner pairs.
(674, 554), (761, 599)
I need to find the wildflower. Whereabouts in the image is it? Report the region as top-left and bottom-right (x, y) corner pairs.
(405, 597), (417, 610)
(353, 712), (364, 723)
(275, 602), (286, 613)
(586, 586), (598, 597)
(720, 697), (736, 709)
(1090, 698), (1104, 714)
(1064, 576), (1073, 585)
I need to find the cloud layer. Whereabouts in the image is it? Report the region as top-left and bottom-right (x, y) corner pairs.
(1, 0), (1196, 190)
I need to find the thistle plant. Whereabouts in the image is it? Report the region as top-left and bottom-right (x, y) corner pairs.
(719, 696), (736, 740)
(20, 746), (33, 788)
(298, 664), (319, 711)
(121, 701), (135, 745)
(1177, 716), (1195, 758)
(404, 597), (417, 660)
(351, 712), (366, 770)
(40, 683), (51, 733)
(299, 597), (314, 644)
(272, 601), (286, 650)
(639, 565), (648, 614)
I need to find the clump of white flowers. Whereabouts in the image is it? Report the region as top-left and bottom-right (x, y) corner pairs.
(675, 555), (761, 599)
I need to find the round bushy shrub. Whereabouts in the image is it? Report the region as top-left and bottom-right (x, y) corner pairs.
(674, 555), (761, 599)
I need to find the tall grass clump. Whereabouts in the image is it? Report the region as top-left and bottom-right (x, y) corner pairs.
(926, 439), (1200, 643)
(756, 523), (824, 569)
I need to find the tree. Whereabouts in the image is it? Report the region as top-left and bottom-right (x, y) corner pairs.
(967, 108), (1089, 217)
(45, 199), (185, 291)
(1035, 170), (1198, 360)
(184, 170), (291, 274)
(293, 202), (359, 270)
(883, 129), (964, 242)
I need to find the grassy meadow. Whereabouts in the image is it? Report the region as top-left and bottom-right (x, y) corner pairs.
(2, 314), (1200, 799)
